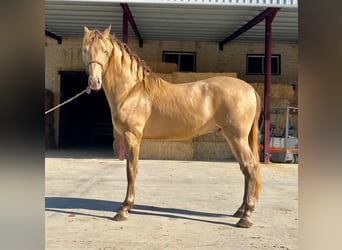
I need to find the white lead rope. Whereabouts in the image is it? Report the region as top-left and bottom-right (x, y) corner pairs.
(45, 87), (92, 115)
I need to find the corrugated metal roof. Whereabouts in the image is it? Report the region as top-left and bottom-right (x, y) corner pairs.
(45, 0), (297, 43)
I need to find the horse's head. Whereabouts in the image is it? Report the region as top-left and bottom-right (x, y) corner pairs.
(82, 25), (113, 90)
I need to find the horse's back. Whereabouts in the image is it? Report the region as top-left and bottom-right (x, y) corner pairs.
(204, 76), (255, 94)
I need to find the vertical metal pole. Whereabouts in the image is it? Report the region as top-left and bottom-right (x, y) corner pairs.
(119, 7), (129, 160)
(120, 3), (144, 47)
(263, 16), (273, 163)
(122, 9), (128, 43)
(285, 107), (290, 148)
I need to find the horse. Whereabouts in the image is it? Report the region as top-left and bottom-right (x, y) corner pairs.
(82, 25), (261, 228)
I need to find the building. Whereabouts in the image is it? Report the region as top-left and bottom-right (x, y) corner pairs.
(45, 0), (298, 161)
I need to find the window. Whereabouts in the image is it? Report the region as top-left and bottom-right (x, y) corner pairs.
(162, 51), (196, 72)
(246, 54), (281, 75)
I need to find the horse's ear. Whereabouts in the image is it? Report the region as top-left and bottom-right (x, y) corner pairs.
(84, 26), (90, 35)
(103, 25), (111, 38)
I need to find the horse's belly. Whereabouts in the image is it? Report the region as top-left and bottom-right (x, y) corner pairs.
(142, 114), (218, 140)
(143, 120), (192, 139)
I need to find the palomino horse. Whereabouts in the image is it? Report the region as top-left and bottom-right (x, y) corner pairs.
(82, 26), (261, 228)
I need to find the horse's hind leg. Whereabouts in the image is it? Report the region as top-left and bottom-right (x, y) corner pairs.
(113, 131), (141, 221)
(223, 133), (258, 228)
(233, 177), (247, 218)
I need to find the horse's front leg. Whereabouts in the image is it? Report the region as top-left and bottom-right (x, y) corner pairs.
(113, 131), (141, 221)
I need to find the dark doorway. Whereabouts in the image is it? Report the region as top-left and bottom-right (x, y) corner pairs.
(58, 71), (113, 148)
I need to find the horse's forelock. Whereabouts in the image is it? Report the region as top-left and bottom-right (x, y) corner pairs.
(85, 30), (111, 46)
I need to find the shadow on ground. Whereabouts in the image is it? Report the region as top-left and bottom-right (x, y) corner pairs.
(45, 197), (236, 227)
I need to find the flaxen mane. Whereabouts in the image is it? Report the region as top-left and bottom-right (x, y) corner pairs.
(110, 35), (166, 94)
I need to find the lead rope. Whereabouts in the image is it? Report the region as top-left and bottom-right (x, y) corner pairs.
(44, 86), (126, 161)
(45, 86), (92, 115)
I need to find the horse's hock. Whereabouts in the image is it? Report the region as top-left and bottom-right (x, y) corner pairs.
(112, 70), (297, 161)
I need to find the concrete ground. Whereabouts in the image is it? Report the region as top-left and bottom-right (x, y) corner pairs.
(45, 149), (298, 250)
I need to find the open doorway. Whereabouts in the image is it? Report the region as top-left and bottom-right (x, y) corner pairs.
(58, 71), (113, 148)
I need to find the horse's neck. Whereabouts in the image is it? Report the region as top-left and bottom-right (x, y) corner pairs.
(102, 60), (143, 107)
(103, 73), (131, 100)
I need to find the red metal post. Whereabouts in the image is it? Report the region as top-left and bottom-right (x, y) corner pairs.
(122, 8), (129, 43)
(263, 11), (278, 163)
(120, 3), (143, 47)
(119, 6), (129, 160)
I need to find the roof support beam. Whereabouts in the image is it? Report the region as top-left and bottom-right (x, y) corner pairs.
(219, 7), (280, 50)
(45, 30), (62, 44)
(120, 3), (143, 47)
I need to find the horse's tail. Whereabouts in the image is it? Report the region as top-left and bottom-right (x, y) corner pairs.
(249, 90), (261, 200)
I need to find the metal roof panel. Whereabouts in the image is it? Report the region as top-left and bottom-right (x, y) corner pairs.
(45, 1), (297, 42)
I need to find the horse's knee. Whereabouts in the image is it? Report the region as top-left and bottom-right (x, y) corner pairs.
(124, 131), (141, 146)
(124, 131), (141, 160)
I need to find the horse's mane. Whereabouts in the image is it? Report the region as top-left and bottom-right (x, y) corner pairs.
(95, 31), (166, 94)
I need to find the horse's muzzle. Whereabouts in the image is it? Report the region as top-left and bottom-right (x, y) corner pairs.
(88, 75), (102, 90)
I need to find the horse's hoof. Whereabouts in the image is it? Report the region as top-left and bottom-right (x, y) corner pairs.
(236, 217), (253, 228)
(233, 209), (244, 218)
(113, 211), (128, 221)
